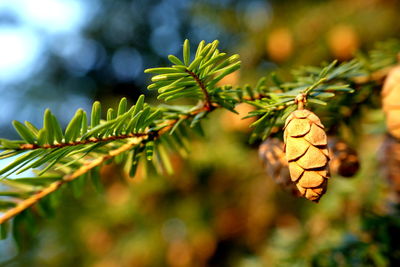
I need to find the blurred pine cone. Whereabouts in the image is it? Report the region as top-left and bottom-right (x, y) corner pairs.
(258, 138), (299, 196)
(382, 65), (400, 139)
(328, 137), (360, 178)
(283, 109), (330, 202)
(379, 134), (400, 202)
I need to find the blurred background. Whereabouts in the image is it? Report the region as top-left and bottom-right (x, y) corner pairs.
(0, 0), (400, 266)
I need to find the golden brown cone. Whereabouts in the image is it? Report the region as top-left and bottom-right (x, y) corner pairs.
(284, 109), (330, 202)
(382, 66), (400, 139)
(258, 138), (301, 197)
(328, 137), (360, 178)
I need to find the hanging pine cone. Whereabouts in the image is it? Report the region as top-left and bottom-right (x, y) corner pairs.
(382, 65), (400, 139)
(283, 109), (330, 202)
(328, 137), (360, 178)
(258, 138), (300, 196)
(378, 134), (400, 202)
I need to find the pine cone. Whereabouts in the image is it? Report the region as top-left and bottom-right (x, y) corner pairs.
(258, 138), (300, 196)
(382, 65), (400, 139)
(328, 137), (360, 178)
(283, 109), (330, 202)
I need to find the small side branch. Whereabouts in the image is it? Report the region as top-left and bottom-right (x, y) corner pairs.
(185, 69), (213, 111)
(0, 105), (214, 224)
(19, 133), (148, 150)
(0, 140), (143, 224)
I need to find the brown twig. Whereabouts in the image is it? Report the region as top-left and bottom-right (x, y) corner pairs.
(242, 93), (268, 101)
(185, 69), (213, 111)
(157, 105), (210, 135)
(295, 93), (306, 110)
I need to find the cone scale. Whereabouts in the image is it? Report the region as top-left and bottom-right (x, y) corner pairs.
(283, 109), (330, 202)
(382, 66), (400, 139)
(259, 138), (300, 196)
(328, 137), (360, 178)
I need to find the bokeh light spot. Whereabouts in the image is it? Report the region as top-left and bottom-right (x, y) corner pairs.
(111, 47), (143, 81)
(0, 27), (42, 83)
(150, 26), (181, 57)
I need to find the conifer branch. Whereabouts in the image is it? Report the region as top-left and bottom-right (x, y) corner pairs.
(18, 133), (149, 150)
(0, 103), (213, 224)
(0, 139), (142, 224)
(0, 38), (398, 233)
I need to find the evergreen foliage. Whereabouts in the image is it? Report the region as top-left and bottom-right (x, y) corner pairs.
(0, 39), (399, 243)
